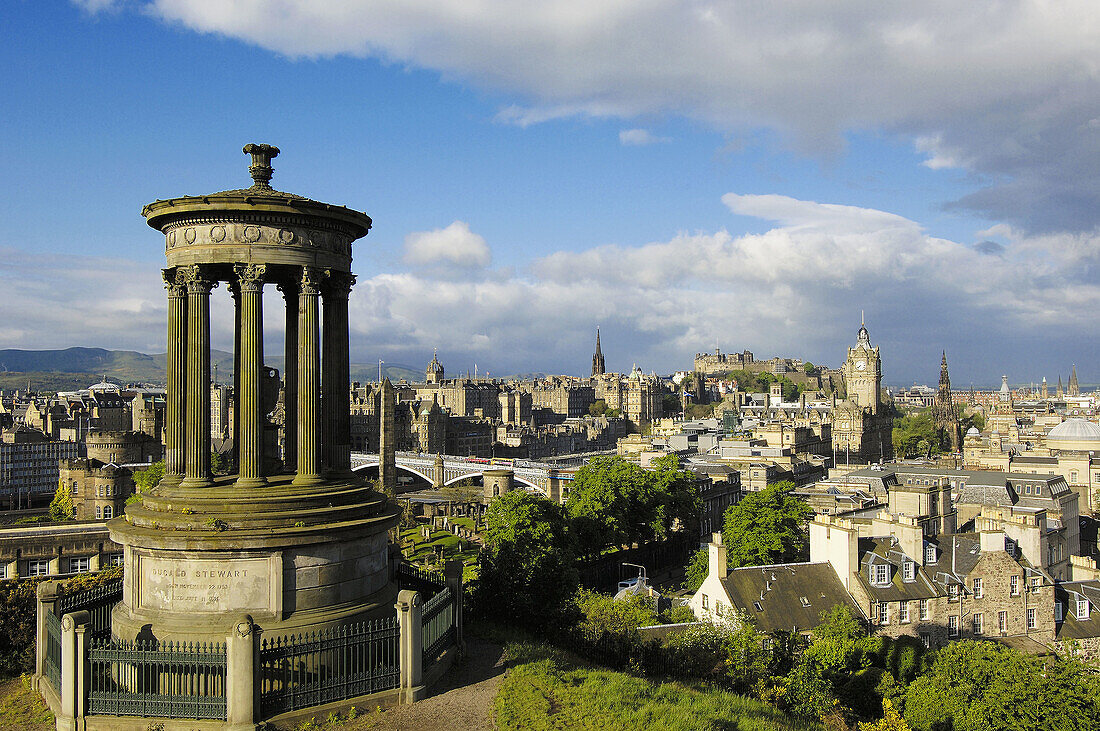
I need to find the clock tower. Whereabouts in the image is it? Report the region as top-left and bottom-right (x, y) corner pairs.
(842, 321), (881, 413)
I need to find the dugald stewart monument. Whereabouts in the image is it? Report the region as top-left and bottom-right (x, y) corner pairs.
(114, 144), (400, 640)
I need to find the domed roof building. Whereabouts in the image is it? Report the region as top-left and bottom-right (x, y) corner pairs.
(1047, 418), (1100, 452)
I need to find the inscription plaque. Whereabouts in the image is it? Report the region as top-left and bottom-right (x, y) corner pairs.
(139, 554), (274, 613)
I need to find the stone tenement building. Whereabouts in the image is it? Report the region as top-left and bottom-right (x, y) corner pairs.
(59, 430), (161, 521)
(593, 365), (663, 425)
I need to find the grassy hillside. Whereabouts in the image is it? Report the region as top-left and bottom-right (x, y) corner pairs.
(494, 641), (820, 731)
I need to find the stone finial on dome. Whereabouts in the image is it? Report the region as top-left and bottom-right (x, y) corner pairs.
(243, 143), (280, 189)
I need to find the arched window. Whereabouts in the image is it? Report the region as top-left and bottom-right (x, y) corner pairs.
(103, 505), (113, 519)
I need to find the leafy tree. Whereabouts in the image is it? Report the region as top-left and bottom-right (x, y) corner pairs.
(683, 547), (709, 592)
(661, 393), (681, 414)
(573, 588), (659, 637)
(722, 481), (812, 567)
(475, 490), (578, 626)
(128, 460), (165, 506)
(803, 362), (816, 374)
(48, 480), (74, 521)
(892, 411), (949, 459)
(133, 460), (165, 492)
(648, 454), (701, 540)
(859, 699), (912, 731)
(210, 450), (231, 475)
(566, 456), (656, 558)
(903, 640), (1100, 731)
(588, 399), (608, 417)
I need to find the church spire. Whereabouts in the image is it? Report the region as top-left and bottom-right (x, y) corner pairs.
(592, 327), (606, 376)
(1069, 364), (1080, 396)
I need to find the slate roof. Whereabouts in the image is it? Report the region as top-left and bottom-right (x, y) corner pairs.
(720, 562), (863, 633)
(1055, 581), (1100, 640)
(855, 537), (941, 601)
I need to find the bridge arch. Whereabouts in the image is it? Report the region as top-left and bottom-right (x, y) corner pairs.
(442, 471), (545, 495)
(352, 462), (435, 485)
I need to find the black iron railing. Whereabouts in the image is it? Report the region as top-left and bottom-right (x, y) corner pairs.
(57, 577), (122, 640)
(258, 618), (400, 717)
(44, 610), (61, 693)
(87, 638), (227, 720)
(421, 586), (455, 667)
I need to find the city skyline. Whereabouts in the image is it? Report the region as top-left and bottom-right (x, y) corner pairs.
(2, 3), (1099, 385)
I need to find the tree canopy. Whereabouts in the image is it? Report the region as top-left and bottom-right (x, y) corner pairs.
(903, 640), (1100, 731)
(721, 481), (812, 567)
(476, 490), (578, 625)
(565, 455), (700, 559)
(893, 412), (952, 458)
(721, 369), (807, 401)
(48, 480), (74, 521)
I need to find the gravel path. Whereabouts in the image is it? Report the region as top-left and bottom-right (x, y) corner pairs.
(352, 636), (507, 731)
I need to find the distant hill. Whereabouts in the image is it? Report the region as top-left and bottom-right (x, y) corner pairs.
(0, 347), (422, 392)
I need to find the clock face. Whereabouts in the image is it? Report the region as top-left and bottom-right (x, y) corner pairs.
(855, 360), (866, 371)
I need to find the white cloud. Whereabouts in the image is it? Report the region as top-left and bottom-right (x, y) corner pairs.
(619, 129), (669, 146)
(351, 193), (1100, 381)
(7, 192), (1100, 382)
(115, 0), (1100, 233)
(403, 221), (491, 269)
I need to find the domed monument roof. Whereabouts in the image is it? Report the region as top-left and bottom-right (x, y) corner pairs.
(1047, 418), (1100, 451)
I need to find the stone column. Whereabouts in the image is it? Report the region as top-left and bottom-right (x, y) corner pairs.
(162, 268), (187, 486)
(181, 265), (217, 489)
(230, 281), (241, 469)
(279, 280), (299, 471)
(321, 281), (336, 473)
(294, 267), (324, 486)
(235, 264), (267, 487)
(323, 271), (354, 475)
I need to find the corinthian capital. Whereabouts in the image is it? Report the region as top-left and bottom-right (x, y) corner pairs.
(162, 268), (188, 297)
(324, 270), (356, 298)
(234, 263), (267, 293)
(300, 266), (326, 295)
(181, 265), (219, 295)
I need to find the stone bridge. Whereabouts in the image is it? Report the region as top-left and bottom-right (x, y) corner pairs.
(350, 452), (576, 502)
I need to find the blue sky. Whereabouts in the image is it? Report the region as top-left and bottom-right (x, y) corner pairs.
(2, 1), (1098, 388)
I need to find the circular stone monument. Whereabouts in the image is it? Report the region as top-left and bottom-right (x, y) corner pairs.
(109, 144), (400, 643)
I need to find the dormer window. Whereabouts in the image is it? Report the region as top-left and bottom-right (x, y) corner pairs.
(872, 563), (890, 586)
(1077, 598), (1090, 620)
(903, 561), (916, 582)
(948, 584), (960, 601)
(799, 596), (810, 607)
(925, 544), (937, 564)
